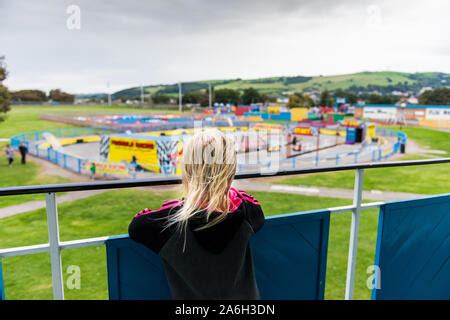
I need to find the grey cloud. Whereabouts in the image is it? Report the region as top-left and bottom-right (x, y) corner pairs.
(1, 0), (448, 93)
(1, 0), (374, 34)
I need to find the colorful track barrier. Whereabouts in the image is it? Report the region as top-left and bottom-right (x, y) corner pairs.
(9, 118), (407, 178)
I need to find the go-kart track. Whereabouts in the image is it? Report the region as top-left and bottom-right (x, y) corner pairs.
(10, 109), (407, 179)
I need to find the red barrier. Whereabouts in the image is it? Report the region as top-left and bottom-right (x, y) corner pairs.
(235, 106), (250, 116)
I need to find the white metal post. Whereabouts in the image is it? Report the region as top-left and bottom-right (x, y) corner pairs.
(45, 193), (64, 300)
(345, 168), (364, 300)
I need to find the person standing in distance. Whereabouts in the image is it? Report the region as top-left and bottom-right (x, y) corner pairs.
(18, 143), (28, 164)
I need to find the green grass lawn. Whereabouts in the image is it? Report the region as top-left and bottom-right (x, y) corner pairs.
(276, 155), (450, 195)
(0, 104), (182, 138)
(212, 71), (418, 94)
(385, 125), (450, 154)
(0, 189), (378, 300)
(0, 160), (71, 208)
(0, 103), (181, 208)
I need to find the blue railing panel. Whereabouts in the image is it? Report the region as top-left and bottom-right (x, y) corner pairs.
(106, 235), (171, 300)
(250, 210), (330, 299)
(372, 194), (450, 300)
(106, 210), (330, 300)
(0, 258), (5, 300)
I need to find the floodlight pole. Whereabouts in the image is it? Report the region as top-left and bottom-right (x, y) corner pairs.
(178, 82), (182, 113)
(107, 82), (111, 106)
(209, 83), (212, 109)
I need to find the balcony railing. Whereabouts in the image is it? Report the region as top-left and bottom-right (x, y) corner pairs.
(0, 158), (449, 300)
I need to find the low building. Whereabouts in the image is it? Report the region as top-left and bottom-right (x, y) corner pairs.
(353, 104), (450, 128)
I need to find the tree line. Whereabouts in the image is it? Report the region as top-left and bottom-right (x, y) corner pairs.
(153, 87), (449, 107)
(290, 88), (449, 107)
(0, 56), (10, 122)
(151, 87), (276, 106)
(10, 88), (74, 103)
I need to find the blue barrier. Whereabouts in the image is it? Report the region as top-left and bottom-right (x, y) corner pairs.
(346, 127), (356, 144)
(270, 112), (291, 121)
(106, 210), (330, 300)
(0, 258), (4, 300)
(244, 111), (268, 118)
(372, 194), (450, 300)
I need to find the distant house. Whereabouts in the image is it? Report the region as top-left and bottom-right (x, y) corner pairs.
(74, 98), (92, 105)
(277, 97), (289, 104)
(304, 91), (320, 103)
(353, 104), (450, 129)
(407, 96), (419, 104)
(418, 87), (433, 95)
(391, 90), (406, 96)
(396, 96), (419, 105)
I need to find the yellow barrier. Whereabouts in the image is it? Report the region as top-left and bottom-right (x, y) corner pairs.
(290, 108), (309, 121)
(141, 127), (250, 137)
(108, 135), (184, 175)
(85, 161), (129, 175)
(366, 123), (376, 139)
(108, 137), (160, 172)
(294, 127), (313, 135)
(342, 120), (360, 127)
(319, 129), (346, 136)
(39, 135), (100, 149)
(268, 106), (281, 114)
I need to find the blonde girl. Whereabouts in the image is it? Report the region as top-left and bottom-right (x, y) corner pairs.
(129, 128), (265, 299)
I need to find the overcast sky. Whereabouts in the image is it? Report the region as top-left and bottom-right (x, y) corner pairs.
(1, 0), (449, 93)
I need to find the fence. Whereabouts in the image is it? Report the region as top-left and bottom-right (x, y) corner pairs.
(10, 128), (122, 177)
(10, 127), (408, 179)
(253, 127), (407, 170)
(0, 158), (448, 300)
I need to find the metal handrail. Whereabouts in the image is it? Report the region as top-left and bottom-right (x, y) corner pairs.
(1, 158), (449, 196)
(0, 157), (449, 301)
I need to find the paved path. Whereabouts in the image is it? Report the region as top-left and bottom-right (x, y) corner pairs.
(0, 190), (107, 219)
(0, 155), (105, 219)
(29, 156), (91, 182)
(232, 181), (425, 202)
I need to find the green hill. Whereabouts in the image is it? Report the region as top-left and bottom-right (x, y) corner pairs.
(107, 71), (449, 100)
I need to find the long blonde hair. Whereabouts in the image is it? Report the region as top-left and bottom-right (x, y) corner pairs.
(167, 128), (237, 234)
